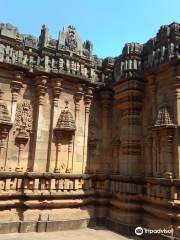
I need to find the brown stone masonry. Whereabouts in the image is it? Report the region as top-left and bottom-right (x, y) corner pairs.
(0, 22), (180, 239)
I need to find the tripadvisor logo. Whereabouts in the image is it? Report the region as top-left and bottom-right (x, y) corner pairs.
(135, 227), (143, 236)
(135, 226), (173, 236)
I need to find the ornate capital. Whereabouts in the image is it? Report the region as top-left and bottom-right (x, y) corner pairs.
(84, 87), (93, 114)
(74, 84), (84, 112)
(11, 71), (24, 102)
(34, 76), (48, 105)
(51, 78), (62, 107)
(15, 129), (29, 145)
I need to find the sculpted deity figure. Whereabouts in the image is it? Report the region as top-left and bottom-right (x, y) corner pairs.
(65, 26), (77, 51)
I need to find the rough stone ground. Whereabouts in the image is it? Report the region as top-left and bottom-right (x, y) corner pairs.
(0, 227), (131, 240)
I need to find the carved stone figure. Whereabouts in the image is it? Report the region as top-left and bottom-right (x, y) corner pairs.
(14, 102), (32, 137)
(65, 26), (77, 51)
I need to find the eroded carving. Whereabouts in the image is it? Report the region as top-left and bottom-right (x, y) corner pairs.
(14, 102), (32, 137)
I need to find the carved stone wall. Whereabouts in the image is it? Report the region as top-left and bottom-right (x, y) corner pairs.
(0, 22), (180, 239)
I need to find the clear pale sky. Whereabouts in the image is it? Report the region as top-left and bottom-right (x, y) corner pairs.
(1, 0), (180, 58)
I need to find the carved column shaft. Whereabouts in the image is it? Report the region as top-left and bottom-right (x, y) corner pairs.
(33, 76), (48, 172)
(148, 74), (157, 123)
(174, 73), (180, 178)
(72, 85), (83, 172)
(114, 79), (144, 176)
(0, 90), (12, 171)
(11, 71), (23, 122)
(99, 89), (113, 172)
(82, 87), (93, 173)
(55, 138), (61, 173)
(144, 135), (153, 177)
(47, 78), (62, 172)
(66, 138), (73, 173)
(16, 142), (25, 172)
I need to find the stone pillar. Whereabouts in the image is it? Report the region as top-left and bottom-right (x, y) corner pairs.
(15, 130), (29, 172)
(66, 138), (73, 173)
(152, 130), (160, 177)
(114, 79), (144, 176)
(148, 74), (157, 123)
(112, 142), (121, 174)
(99, 89), (113, 172)
(0, 90), (12, 171)
(10, 71), (23, 122)
(72, 84), (83, 173)
(164, 128), (175, 179)
(174, 73), (180, 179)
(54, 136), (61, 173)
(145, 75), (156, 177)
(32, 76), (48, 172)
(144, 135), (153, 177)
(82, 87), (93, 173)
(47, 78), (62, 172)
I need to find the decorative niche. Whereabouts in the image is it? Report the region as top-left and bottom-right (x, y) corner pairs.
(54, 100), (76, 173)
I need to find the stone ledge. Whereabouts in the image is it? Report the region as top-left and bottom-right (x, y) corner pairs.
(0, 218), (104, 234)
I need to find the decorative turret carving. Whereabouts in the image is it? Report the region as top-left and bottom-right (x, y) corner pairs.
(143, 22), (180, 70)
(0, 23), (21, 40)
(38, 24), (57, 49)
(55, 101), (76, 135)
(153, 105), (176, 128)
(58, 25), (92, 57)
(114, 42), (143, 82)
(0, 23), (102, 83)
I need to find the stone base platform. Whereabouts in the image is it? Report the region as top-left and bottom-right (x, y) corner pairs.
(0, 227), (129, 240)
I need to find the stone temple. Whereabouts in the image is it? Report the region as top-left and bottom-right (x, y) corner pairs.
(0, 22), (180, 239)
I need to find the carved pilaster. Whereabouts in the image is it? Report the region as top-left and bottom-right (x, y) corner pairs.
(46, 78), (62, 172)
(100, 90), (113, 116)
(0, 90), (12, 171)
(144, 134), (153, 177)
(82, 87), (93, 173)
(99, 88), (113, 172)
(33, 76), (48, 172)
(15, 130), (29, 172)
(174, 71), (180, 178)
(148, 74), (157, 122)
(72, 84), (83, 172)
(66, 138), (73, 173)
(54, 137), (61, 173)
